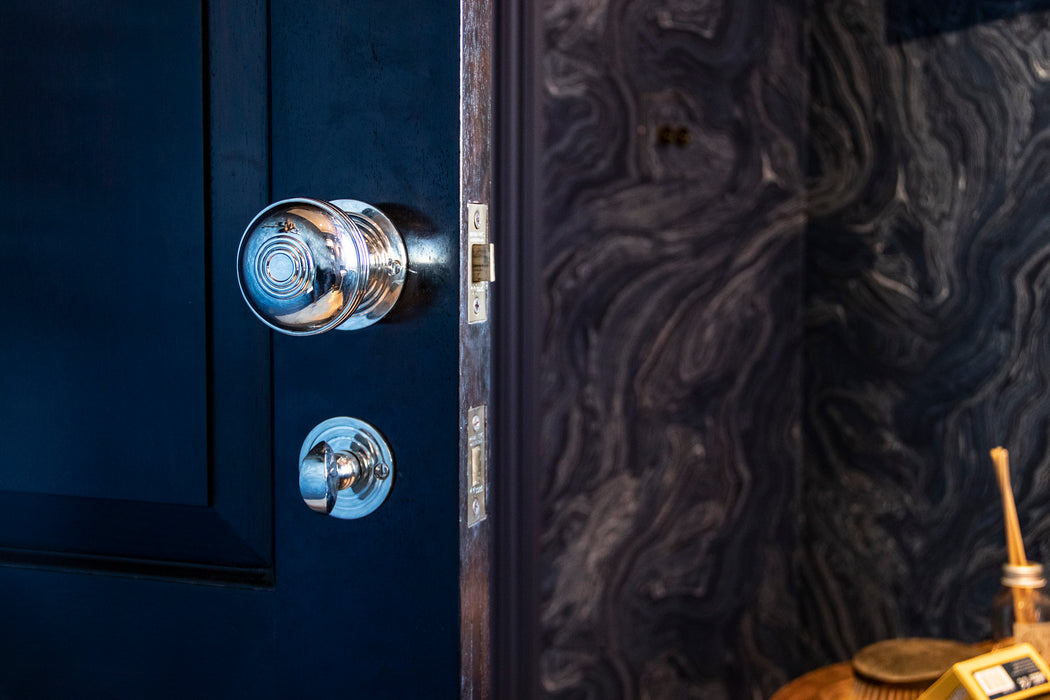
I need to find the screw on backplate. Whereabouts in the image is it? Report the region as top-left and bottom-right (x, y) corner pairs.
(373, 463), (391, 480)
(473, 209), (482, 229)
(471, 414), (482, 433)
(473, 499), (481, 515)
(473, 297), (482, 314)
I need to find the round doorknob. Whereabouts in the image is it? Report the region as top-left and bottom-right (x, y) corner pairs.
(237, 198), (406, 335)
(299, 417), (395, 519)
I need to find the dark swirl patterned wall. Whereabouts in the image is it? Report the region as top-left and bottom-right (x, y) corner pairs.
(538, 0), (807, 697)
(804, 0), (1050, 665)
(537, 0), (1050, 697)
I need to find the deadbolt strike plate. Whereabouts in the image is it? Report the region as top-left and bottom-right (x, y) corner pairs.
(467, 202), (493, 324)
(467, 405), (487, 527)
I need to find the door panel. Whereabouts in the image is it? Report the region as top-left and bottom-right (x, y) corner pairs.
(0, 0), (489, 696)
(2, 2), (208, 505)
(2, 567), (275, 696)
(0, 1), (271, 581)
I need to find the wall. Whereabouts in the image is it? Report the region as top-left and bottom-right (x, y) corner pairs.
(536, 0), (1050, 697)
(804, 0), (1050, 663)
(538, 0), (807, 697)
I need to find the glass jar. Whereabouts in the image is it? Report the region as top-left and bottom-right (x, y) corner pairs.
(991, 563), (1050, 641)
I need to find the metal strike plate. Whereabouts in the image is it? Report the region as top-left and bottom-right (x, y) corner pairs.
(467, 405), (487, 526)
(467, 203), (491, 324)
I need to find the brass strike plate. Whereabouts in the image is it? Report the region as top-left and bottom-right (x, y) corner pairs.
(467, 203), (492, 324)
(467, 405), (487, 526)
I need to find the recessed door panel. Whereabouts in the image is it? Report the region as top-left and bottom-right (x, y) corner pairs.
(0, 1), (271, 577)
(0, 2), (208, 505)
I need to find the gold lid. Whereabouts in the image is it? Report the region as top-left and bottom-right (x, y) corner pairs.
(851, 638), (978, 685)
(1002, 563), (1047, 588)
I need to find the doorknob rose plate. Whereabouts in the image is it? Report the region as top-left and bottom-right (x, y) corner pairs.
(237, 198), (406, 335)
(299, 417), (395, 519)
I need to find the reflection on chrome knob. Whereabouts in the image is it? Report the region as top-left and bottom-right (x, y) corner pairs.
(299, 417), (395, 519)
(237, 198), (406, 335)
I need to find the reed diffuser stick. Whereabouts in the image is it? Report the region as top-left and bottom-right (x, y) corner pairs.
(991, 446), (1035, 627)
(991, 446), (1027, 566)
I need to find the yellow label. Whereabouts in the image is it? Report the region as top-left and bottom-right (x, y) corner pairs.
(917, 643), (1050, 700)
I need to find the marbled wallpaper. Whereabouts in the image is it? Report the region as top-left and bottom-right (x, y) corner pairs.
(538, 0), (807, 697)
(538, 0), (1050, 697)
(804, 0), (1050, 664)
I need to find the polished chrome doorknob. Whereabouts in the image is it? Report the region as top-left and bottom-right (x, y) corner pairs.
(299, 417), (395, 519)
(237, 198), (406, 335)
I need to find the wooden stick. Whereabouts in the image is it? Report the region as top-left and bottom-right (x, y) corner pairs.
(991, 446), (1035, 627)
(991, 446), (1028, 566)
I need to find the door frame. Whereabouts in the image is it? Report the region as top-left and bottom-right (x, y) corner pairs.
(494, 0), (542, 697)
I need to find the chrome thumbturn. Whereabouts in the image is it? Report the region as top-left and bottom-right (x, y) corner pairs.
(237, 198), (406, 335)
(299, 417), (395, 519)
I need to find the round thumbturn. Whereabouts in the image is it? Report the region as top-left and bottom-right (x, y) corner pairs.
(299, 417), (395, 519)
(237, 198), (406, 335)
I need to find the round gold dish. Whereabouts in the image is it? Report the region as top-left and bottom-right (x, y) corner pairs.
(771, 638), (982, 700)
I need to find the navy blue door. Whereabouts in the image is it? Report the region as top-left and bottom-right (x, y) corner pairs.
(0, 2), (475, 697)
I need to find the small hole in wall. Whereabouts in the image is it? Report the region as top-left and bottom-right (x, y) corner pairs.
(657, 125), (691, 147)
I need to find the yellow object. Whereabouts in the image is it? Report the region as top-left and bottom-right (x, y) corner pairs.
(917, 643), (1050, 700)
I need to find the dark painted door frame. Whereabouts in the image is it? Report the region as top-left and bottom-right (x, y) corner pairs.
(494, 0), (541, 697)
